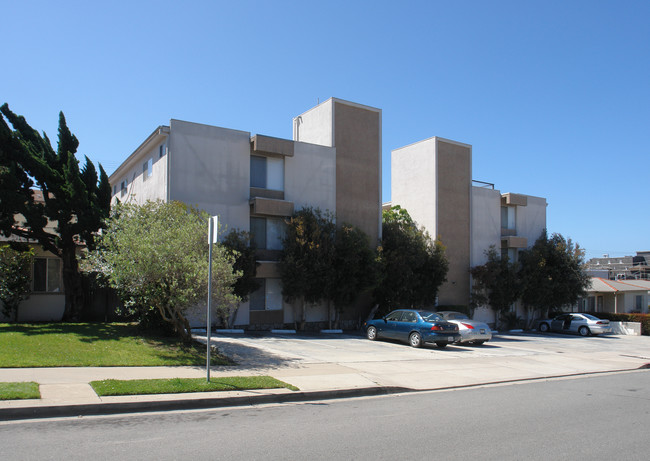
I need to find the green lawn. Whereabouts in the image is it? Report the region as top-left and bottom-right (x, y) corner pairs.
(90, 376), (299, 396)
(0, 323), (232, 367)
(0, 382), (40, 400)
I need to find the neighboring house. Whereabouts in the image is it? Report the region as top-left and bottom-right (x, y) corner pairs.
(585, 251), (650, 280)
(0, 191), (65, 322)
(390, 136), (547, 325)
(578, 278), (650, 314)
(109, 98), (382, 329)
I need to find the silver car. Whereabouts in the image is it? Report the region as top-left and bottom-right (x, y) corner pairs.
(437, 311), (492, 345)
(537, 313), (612, 336)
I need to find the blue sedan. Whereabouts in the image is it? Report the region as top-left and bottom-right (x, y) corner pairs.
(364, 309), (461, 348)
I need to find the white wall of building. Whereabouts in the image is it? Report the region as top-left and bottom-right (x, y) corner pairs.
(285, 141), (336, 213)
(513, 194), (547, 244)
(168, 120), (251, 236)
(110, 136), (168, 206)
(391, 138), (437, 233)
(471, 186), (502, 267)
(293, 100), (334, 146)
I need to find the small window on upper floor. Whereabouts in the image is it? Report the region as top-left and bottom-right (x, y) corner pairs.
(250, 216), (286, 250)
(250, 155), (284, 191)
(143, 158), (153, 180)
(112, 185), (117, 196)
(159, 144), (165, 158)
(501, 206), (515, 230)
(120, 179), (128, 197)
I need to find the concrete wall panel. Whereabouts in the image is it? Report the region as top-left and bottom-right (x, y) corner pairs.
(168, 120), (250, 235)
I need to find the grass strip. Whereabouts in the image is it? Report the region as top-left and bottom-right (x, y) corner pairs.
(0, 323), (232, 367)
(90, 376), (299, 396)
(0, 382), (40, 400)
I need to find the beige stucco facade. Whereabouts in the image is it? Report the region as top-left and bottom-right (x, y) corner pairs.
(392, 135), (547, 325)
(391, 137), (472, 306)
(110, 98), (380, 329)
(293, 98), (382, 245)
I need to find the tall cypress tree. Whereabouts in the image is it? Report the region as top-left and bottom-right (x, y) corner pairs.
(0, 104), (111, 320)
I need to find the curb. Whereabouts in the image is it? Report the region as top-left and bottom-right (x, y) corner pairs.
(3, 366), (648, 422)
(0, 386), (410, 422)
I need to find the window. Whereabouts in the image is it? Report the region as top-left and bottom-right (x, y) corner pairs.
(250, 155), (284, 191)
(32, 258), (62, 293)
(501, 206), (515, 230)
(249, 278), (283, 311)
(385, 311), (403, 321)
(159, 144), (165, 158)
(112, 185), (117, 196)
(250, 217), (286, 250)
(402, 311), (417, 323)
(250, 156), (267, 188)
(636, 295), (643, 311)
(143, 158), (153, 180)
(120, 179), (128, 197)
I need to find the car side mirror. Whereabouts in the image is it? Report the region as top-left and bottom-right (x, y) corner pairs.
(382, 317), (387, 323)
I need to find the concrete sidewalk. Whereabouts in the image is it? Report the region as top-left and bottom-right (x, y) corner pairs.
(2, 333), (649, 421)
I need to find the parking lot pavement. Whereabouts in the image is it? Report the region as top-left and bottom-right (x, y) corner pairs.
(204, 331), (650, 367)
(195, 331), (650, 391)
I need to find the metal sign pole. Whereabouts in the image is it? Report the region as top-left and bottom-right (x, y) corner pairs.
(206, 216), (217, 382)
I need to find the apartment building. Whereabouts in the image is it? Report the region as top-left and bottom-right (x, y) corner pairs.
(391, 136), (547, 325)
(109, 98), (381, 328)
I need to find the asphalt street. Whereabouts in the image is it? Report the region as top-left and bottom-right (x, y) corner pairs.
(2, 370), (649, 460)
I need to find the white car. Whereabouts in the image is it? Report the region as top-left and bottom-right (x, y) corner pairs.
(537, 313), (612, 336)
(437, 311), (493, 345)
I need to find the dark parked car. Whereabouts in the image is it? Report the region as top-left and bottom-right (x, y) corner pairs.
(364, 309), (461, 348)
(537, 313), (612, 336)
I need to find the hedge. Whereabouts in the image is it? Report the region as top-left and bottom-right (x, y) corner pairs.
(586, 312), (650, 336)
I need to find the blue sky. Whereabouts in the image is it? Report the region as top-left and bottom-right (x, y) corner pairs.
(3, 1), (648, 260)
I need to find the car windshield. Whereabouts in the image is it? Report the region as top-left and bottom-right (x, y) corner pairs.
(419, 311), (443, 322)
(582, 314), (599, 320)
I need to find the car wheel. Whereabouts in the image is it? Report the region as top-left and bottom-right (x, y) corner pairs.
(366, 326), (377, 341)
(539, 322), (550, 333)
(473, 340), (486, 346)
(435, 341), (448, 348)
(579, 326), (590, 337)
(409, 332), (422, 348)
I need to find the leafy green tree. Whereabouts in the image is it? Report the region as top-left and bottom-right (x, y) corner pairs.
(375, 206), (448, 314)
(470, 246), (521, 324)
(519, 230), (590, 320)
(88, 201), (239, 343)
(0, 244), (34, 321)
(0, 104), (111, 320)
(280, 207), (335, 330)
(324, 224), (379, 329)
(221, 229), (260, 327)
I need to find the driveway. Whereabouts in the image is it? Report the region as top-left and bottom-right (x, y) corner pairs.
(202, 331), (650, 391)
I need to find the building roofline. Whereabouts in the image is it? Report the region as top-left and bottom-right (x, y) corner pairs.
(294, 97), (381, 120)
(392, 136), (472, 152)
(109, 125), (170, 182)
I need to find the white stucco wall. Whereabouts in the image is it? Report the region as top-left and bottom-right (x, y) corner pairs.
(471, 186), (502, 266)
(285, 141), (336, 213)
(391, 138), (438, 233)
(110, 135), (168, 206)
(514, 194), (547, 244)
(293, 99), (334, 146)
(168, 120), (250, 236)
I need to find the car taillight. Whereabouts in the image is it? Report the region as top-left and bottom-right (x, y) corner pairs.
(461, 323), (474, 329)
(596, 321), (607, 324)
(431, 325), (442, 331)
